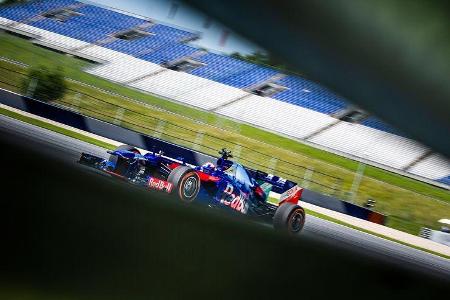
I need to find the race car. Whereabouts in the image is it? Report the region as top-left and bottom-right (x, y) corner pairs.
(78, 145), (306, 234)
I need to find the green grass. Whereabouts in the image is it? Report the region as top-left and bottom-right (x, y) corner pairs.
(386, 216), (423, 236)
(0, 32), (449, 233)
(0, 107), (116, 150)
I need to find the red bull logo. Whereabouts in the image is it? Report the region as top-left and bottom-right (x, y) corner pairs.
(148, 177), (173, 193)
(220, 183), (249, 214)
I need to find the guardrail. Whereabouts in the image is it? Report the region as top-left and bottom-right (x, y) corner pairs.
(0, 87), (386, 224)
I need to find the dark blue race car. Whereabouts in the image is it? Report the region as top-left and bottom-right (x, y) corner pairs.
(79, 145), (306, 234)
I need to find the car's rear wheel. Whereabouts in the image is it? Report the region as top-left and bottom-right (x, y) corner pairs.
(167, 166), (201, 203)
(273, 203), (305, 234)
(108, 144), (140, 172)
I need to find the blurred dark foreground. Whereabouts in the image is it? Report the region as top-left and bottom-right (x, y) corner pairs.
(0, 133), (449, 300)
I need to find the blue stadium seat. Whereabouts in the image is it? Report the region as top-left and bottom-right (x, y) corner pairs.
(271, 76), (348, 114)
(0, 0), (77, 21)
(75, 5), (143, 31)
(30, 17), (110, 42)
(1, 0), (196, 49)
(104, 25), (197, 56)
(140, 43), (198, 64)
(189, 53), (278, 89)
(360, 116), (404, 136)
(149, 24), (197, 42)
(437, 176), (450, 185)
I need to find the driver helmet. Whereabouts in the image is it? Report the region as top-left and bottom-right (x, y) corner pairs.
(202, 162), (215, 170)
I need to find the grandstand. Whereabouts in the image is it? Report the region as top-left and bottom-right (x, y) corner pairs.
(0, 0), (449, 187)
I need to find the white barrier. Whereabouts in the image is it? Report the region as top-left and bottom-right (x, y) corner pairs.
(87, 57), (163, 83)
(131, 70), (247, 110)
(216, 95), (337, 139)
(309, 122), (429, 169)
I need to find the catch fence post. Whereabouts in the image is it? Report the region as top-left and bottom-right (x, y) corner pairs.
(302, 167), (314, 189)
(233, 144), (242, 163)
(72, 92), (81, 112)
(267, 157), (278, 174)
(113, 107), (125, 126)
(153, 119), (166, 139)
(332, 178), (344, 197)
(192, 131), (204, 151)
(26, 77), (38, 98)
(349, 161), (366, 204)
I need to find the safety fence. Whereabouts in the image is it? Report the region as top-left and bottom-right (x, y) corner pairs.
(0, 63), (343, 197)
(0, 87), (386, 224)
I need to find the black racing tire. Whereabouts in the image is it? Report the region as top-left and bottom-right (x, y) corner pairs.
(167, 166), (201, 203)
(108, 144), (141, 167)
(273, 203), (305, 234)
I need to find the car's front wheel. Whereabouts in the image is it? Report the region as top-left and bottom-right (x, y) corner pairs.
(167, 166), (201, 203)
(273, 203), (305, 234)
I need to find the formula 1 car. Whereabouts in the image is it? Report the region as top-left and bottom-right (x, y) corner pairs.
(78, 145), (306, 234)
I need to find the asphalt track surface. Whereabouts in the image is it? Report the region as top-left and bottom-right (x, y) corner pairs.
(1, 114), (449, 279)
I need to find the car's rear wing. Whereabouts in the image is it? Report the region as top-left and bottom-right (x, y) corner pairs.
(249, 169), (297, 192)
(248, 169), (303, 205)
(278, 185), (303, 205)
